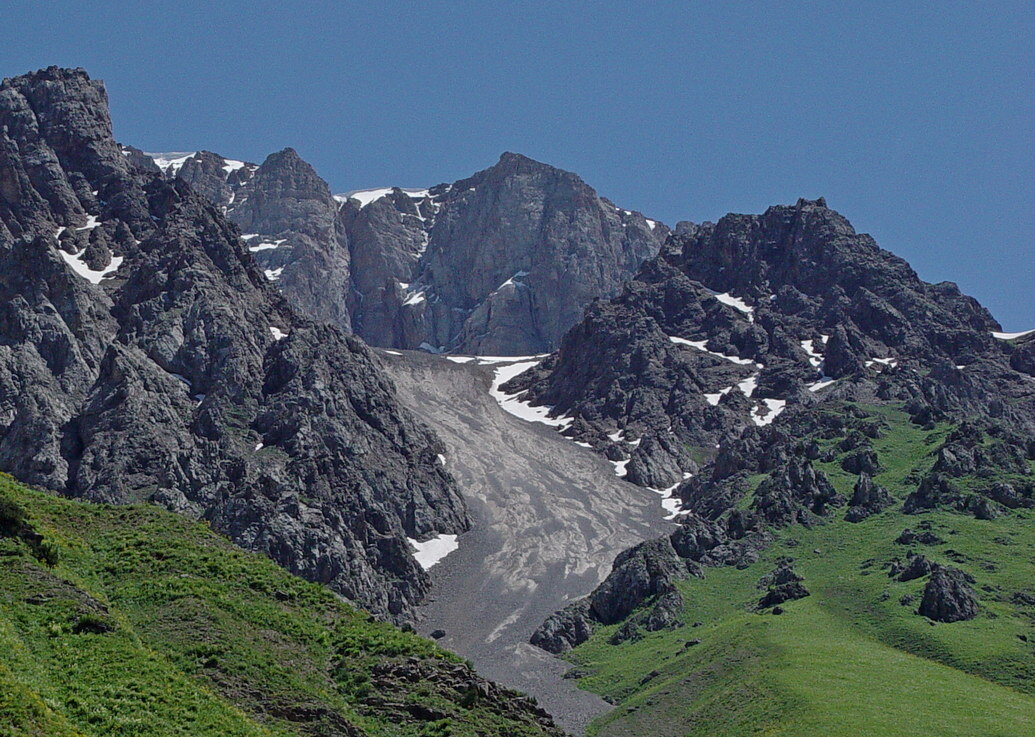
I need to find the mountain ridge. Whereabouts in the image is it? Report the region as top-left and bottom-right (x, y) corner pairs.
(133, 145), (668, 355)
(0, 66), (466, 622)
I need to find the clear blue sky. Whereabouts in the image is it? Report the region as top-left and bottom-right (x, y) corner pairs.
(4, 1), (1032, 329)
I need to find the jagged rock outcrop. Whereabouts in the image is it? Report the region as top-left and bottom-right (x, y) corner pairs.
(918, 566), (979, 622)
(845, 473), (894, 522)
(610, 588), (685, 644)
(903, 473), (965, 514)
(529, 600), (596, 655)
(530, 536), (695, 653)
(527, 191), (1032, 647)
(0, 67), (467, 620)
(895, 527), (944, 545)
(841, 446), (883, 475)
(757, 559), (804, 589)
(757, 581), (810, 609)
(892, 553), (935, 582)
(931, 422), (1032, 478)
(752, 459), (843, 526)
(904, 463), (1026, 519)
(367, 657), (562, 734)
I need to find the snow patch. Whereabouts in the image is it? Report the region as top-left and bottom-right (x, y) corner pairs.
(704, 386), (733, 406)
(76, 214), (102, 231)
(809, 378), (837, 392)
(403, 288), (427, 306)
(264, 267), (284, 281)
(646, 477), (691, 520)
(221, 159), (247, 174)
(992, 329), (1034, 340)
(669, 336), (757, 365)
(489, 359), (574, 429)
(249, 239), (286, 252)
(709, 290), (754, 321)
(408, 534), (459, 570)
(752, 398), (786, 426)
(494, 271), (530, 292)
(58, 249), (123, 284)
(269, 327), (287, 341)
(341, 187), (431, 209)
(800, 339), (823, 368)
(737, 375), (758, 398)
(866, 357), (899, 368)
(146, 151), (197, 175)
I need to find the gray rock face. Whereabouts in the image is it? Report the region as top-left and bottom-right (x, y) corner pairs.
(530, 536), (695, 653)
(229, 148), (353, 330)
(144, 149), (667, 357)
(0, 67), (467, 620)
(529, 600), (595, 655)
(407, 153), (666, 354)
(332, 153), (667, 355)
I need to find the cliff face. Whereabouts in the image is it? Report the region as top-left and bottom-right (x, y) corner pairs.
(352, 152), (667, 355)
(0, 67), (468, 620)
(145, 147), (667, 355)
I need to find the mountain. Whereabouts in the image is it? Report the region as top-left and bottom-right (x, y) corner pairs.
(342, 153), (666, 355)
(510, 199), (1035, 734)
(527, 404), (1035, 736)
(141, 148), (667, 355)
(0, 472), (562, 737)
(2, 64), (1033, 737)
(0, 66), (466, 621)
(505, 198), (1033, 490)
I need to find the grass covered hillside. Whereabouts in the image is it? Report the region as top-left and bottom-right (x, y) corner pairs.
(0, 474), (560, 737)
(562, 406), (1035, 737)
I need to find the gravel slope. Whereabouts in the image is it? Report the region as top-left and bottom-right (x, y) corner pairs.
(382, 350), (673, 735)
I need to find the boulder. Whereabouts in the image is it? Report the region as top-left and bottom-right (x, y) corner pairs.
(918, 567), (979, 622)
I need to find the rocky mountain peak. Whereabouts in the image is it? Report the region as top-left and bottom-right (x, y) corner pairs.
(0, 66), (467, 620)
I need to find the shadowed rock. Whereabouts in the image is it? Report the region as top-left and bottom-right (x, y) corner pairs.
(918, 566), (978, 622)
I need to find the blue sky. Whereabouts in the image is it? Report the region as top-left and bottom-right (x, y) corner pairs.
(4, 1), (1032, 328)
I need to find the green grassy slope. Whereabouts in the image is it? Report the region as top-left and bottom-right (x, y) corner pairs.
(565, 407), (1035, 736)
(0, 474), (557, 737)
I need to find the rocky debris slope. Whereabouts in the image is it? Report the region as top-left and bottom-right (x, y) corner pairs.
(381, 350), (672, 735)
(142, 148), (667, 355)
(0, 66), (467, 621)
